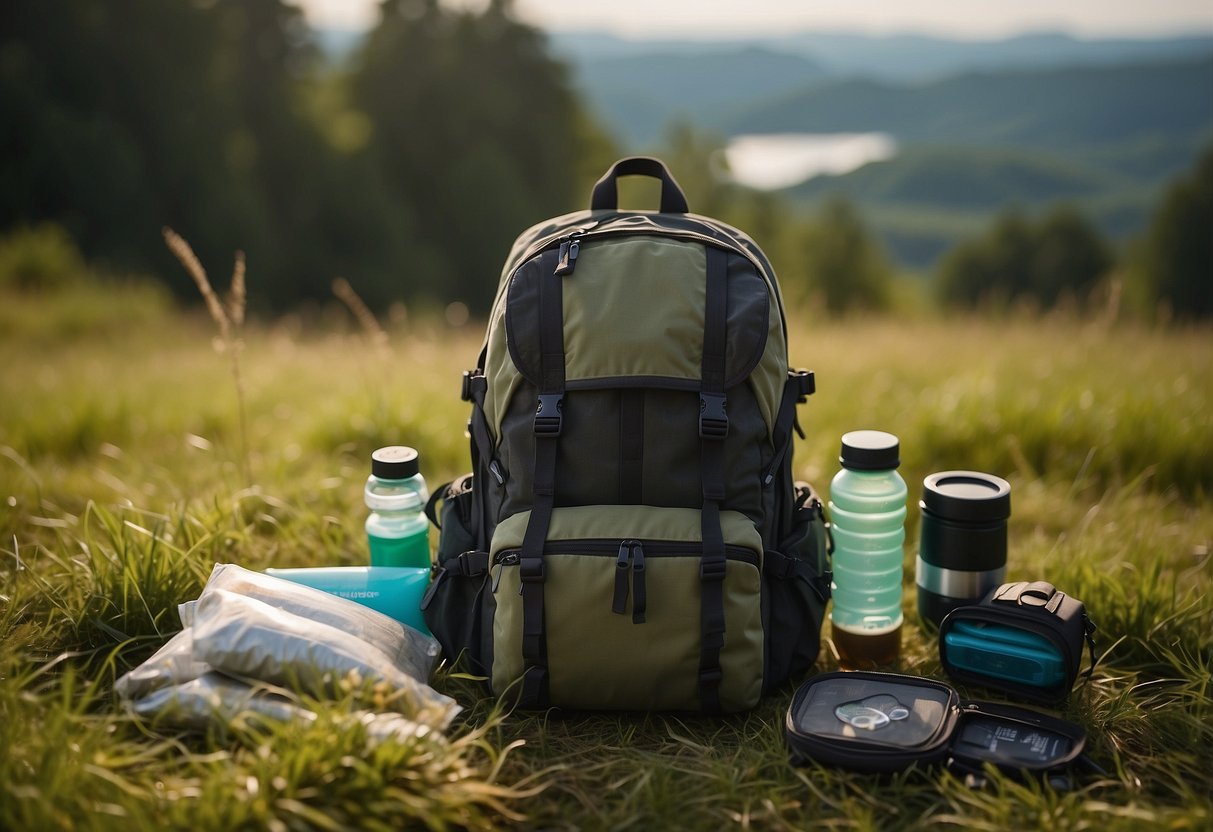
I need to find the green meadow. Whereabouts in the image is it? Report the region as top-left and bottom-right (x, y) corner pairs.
(1, 287), (1210, 830)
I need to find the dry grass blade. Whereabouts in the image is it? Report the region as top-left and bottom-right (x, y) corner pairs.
(229, 250), (246, 329)
(162, 227), (250, 481)
(333, 276), (389, 351)
(163, 227), (230, 340)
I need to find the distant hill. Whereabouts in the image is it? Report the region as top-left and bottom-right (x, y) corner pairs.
(312, 25), (1213, 267)
(722, 56), (1213, 151)
(567, 47), (826, 146)
(785, 146), (1177, 266)
(551, 30), (1213, 146)
(551, 29), (1213, 80)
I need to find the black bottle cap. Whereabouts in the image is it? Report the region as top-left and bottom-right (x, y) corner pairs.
(371, 446), (420, 479)
(840, 430), (900, 470)
(921, 471), (1011, 523)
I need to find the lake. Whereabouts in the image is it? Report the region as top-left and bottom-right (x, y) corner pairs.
(722, 132), (897, 190)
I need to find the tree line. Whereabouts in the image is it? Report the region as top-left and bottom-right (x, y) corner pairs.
(1, 0), (1207, 320)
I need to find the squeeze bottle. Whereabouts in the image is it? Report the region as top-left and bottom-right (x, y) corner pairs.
(829, 430), (907, 669)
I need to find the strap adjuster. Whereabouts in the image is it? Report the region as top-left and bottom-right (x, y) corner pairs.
(699, 667), (723, 684)
(534, 393), (564, 436)
(519, 557), (546, 584)
(700, 557), (727, 582)
(461, 370), (485, 402)
(699, 393), (728, 439)
(791, 368), (816, 400)
(456, 550), (488, 578)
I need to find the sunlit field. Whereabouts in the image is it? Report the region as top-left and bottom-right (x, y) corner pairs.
(2, 291), (1210, 830)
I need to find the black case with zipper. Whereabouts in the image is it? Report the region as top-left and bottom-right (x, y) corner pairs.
(785, 671), (1090, 780)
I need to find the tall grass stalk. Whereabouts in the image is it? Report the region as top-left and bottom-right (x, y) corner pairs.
(332, 276), (389, 354)
(162, 228), (250, 483)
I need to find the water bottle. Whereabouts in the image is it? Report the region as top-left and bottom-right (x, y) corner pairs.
(365, 446), (430, 568)
(829, 430), (907, 669)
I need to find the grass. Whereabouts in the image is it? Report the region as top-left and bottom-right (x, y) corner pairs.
(1, 285), (1211, 830)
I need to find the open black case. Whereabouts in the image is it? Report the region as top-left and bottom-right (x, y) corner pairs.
(786, 671), (1090, 780)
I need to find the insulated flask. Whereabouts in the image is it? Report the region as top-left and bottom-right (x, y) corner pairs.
(365, 446), (431, 568)
(828, 431), (907, 669)
(916, 471), (1011, 628)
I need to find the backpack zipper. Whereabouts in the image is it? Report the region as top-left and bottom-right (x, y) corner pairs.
(610, 540), (648, 624)
(491, 538), (757, 623)
(517, 220), (770, 289)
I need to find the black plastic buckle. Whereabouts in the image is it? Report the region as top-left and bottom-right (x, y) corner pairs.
(534, 393), (564, 436)
(792, 368), (816, 400)
(460, 370), (477, 402)
(519, 557), (546, 583)
(457, 550), (488, 578)
(699, 393), (728, 439)
(699, 667), (723, 685)
(700, 557), (727, 582)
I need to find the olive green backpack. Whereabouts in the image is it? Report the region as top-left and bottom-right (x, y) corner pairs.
(422, 157), (829, 712)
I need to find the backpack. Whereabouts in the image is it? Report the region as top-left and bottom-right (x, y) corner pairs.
(421, 157), (830, 712)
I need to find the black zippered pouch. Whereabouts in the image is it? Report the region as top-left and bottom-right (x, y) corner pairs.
(939, 581), (1097, 704)
(785, 671), (1091, 781)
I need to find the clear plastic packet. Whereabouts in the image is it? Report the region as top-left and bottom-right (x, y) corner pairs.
(114, 628), (211, 701)
(127, 671), (311, 728)
(127, 672), (443, 746)
(199, 563), (440, 680)
(178, 599), (197, 628)
(190, 588), (460, 728)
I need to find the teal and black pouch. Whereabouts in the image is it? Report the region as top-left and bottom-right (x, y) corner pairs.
(938, 581), (1097, 704)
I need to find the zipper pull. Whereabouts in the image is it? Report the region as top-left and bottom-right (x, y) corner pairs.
(612, 541), (632, 614)
(555, 231), (583, 276)
(631, 542), (647, 624)
(492, 552), (518, 594)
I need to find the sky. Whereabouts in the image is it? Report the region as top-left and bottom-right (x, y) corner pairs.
(298, 0), (1213, 39)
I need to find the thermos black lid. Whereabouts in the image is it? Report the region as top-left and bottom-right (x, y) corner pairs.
(921, 471), (1011, 523)
(840, 430), (900, 471)
(371, 446), (420, 479)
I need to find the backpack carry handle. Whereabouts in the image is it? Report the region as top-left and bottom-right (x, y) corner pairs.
(590, 156), (690, 213)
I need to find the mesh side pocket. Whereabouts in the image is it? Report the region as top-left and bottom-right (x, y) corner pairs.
(764, 483), (831, 690)
(422, 474), (491, 676)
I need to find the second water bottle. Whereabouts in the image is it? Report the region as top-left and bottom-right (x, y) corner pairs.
(828, 430), (907, 669)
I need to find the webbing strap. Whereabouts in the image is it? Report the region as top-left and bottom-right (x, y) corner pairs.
(620, 389), (645, 503)
(518, 266), (565, 709)
(462, 370), (506, 488)
(698, 245), (729, 713)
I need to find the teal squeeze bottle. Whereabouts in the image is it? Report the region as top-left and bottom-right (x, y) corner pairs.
(365, 446), (431, 568)
(828, 430), (907, 669)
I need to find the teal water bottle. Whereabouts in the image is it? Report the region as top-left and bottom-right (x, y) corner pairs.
(365, 446), (431, 568)
(828, 430), (907, 669)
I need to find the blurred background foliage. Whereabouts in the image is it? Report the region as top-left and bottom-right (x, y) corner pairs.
(0, 0), (1209, 319)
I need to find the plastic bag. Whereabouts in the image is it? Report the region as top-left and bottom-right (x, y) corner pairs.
(127, 672), (441, 745)
(128, 671), (312, 727)
(190, 588), (459, 728)
(114, 628), (211, 701)
(200, 563), (439, 679)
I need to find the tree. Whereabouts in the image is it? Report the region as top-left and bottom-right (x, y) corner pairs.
(798, 196), (892, 313)
(351, 0), (592, 311)
(936, 205), (1111, 311)
(1030, 205), (1113, 307)
(1130, 146), (1213, 320)
(0, 0), (259, 280)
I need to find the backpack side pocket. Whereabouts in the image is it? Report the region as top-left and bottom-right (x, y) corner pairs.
(422, 474), (491, 676)
(764, 482), (832, 691)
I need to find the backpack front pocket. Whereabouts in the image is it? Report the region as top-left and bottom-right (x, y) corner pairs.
(489, 505), (765, 712)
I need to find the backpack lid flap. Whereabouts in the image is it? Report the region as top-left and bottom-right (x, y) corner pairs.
(505, 238), (771, 390)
